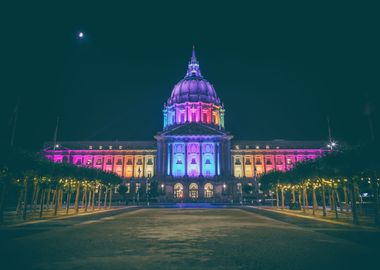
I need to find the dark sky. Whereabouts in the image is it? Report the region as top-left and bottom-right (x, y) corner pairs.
(1, 1), (379, 150)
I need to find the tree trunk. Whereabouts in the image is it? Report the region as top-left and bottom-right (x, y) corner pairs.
(22, 177), (29, 220)
(46, 189), (51, 210)
(302, 187), (306, 214)
(81, 189), (86, 209)
(292, 189), (296, 203)
(54, 188), (59, 216)
(31, 182), (38, 213)
(304, 188), (309, 209)
(343, 184), (349, 212)
(16, 187), (24, 215)
(34, 185), (40, 213)
(65, 190), (71, 214)
(50, 188), (57, 210)
(281, 187), (285, 210)
(104, 186), (108, 209)
(108, 185), (113, 209)
(373, 179), (379, 226)
(335, 187), (343, 213)
(74, 182), (80, 214)
(321, 183), (327, 217)
(275, 186), (279, 209)
(97, 184), (102, 210)
(371, 175), (379, 226)
(298, 190), (302, 205)
(87, 189), (92, 210)
(84, 189), (89, 212)
(91, 187), (95, 211)
(331, 182), (338, 219)
(0, 182), (8, 224)
(58, 189), (63, 210)
(312, 186), (317, 216)
(39, 189), (45, 218)
(350, 178), (359, 225)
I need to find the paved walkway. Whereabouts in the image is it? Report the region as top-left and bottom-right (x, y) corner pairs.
(1, 207), (379, 270)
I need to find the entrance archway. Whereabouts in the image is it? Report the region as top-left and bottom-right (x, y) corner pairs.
(174, 183), (184, 199)
(204, 183), (214, 198)
(189, 183), (199, 199)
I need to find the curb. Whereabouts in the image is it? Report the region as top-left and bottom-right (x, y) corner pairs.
(247, 206), (379, 230)
(4, 206), (138, 228)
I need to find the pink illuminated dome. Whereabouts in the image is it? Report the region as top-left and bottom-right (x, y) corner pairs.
(167, 47), (221, 106)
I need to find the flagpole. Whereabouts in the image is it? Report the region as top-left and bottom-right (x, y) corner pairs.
(10, 100), (19, 148)
(52, 117), (60, 164)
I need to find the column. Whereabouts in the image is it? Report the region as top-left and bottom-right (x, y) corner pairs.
(167, 143), (171, 176)
(185, 142), (188, 176)
(132, 155), (135, 178)
(242, 155), (245, 178)
(199, 143), (203, 176)
(142, 155), (145, 178)
(214, 143), (218, 176)
(217, 143), (221, 176)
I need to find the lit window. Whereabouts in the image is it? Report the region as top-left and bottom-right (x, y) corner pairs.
(99, 146), (103, 149)
(89, 145), (93, 149)
(256, 145), (260, 149)
(119, 145), (122, 149)
(287, 158), (292, 165)
(109, 146), (112, 150)
(266, 145), (270, 149)
(276, 146), (280, 149)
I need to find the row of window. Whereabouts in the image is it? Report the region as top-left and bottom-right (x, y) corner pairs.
(88, 145), (125, 150)
(235, 145), (281, 150)
(74, 158), (153, 166)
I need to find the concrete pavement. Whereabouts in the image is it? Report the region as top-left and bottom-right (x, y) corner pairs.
(0, 207), (379, 270)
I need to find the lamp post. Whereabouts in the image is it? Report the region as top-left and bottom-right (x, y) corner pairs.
(146, 176), (150, 206)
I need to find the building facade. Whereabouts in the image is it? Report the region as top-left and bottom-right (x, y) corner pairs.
(44, 48), (327, 201)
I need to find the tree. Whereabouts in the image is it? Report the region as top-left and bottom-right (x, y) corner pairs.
(118, 184), (128, 204)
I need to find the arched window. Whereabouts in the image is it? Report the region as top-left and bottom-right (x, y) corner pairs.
(204, 183), (213, 198)
(189, 183), (198, 199)
(174, 183), (184, 199)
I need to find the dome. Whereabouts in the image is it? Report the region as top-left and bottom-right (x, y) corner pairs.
(167, 48), (221, 106)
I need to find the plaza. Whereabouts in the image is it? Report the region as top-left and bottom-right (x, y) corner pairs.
(1, 206), (379, 270)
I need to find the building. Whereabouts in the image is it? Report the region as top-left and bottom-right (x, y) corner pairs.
(44, 48), (328, 201)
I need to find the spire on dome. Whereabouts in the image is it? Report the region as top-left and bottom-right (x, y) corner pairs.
(191, 45), (197, 62)
(186, 46), (202, 78)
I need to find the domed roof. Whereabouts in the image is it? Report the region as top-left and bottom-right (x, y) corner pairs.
(167, 48), (221, 106)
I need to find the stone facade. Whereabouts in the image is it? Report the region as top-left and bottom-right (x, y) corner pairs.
(44, 48), (328, 201)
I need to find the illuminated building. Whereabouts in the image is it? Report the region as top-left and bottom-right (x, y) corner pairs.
(44, 48), (328, 201)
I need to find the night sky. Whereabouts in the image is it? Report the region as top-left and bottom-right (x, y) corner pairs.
(1, 1), (379, 150)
